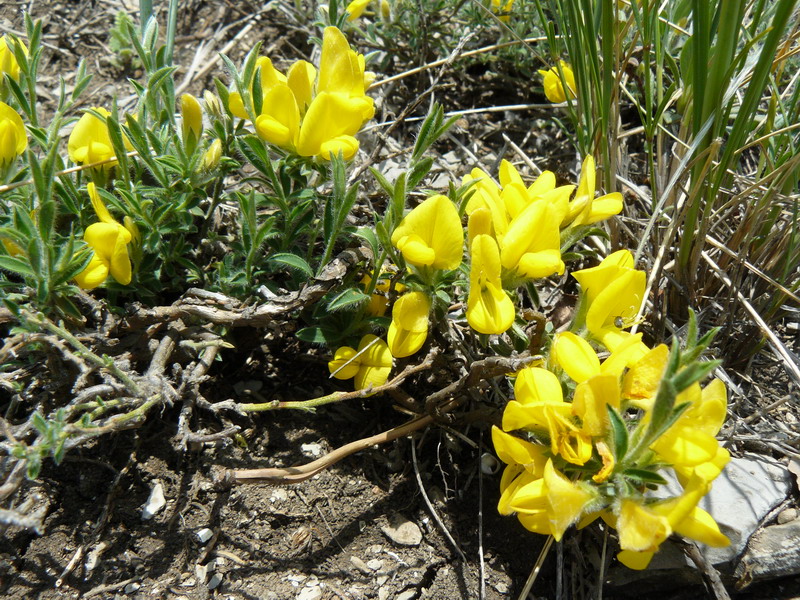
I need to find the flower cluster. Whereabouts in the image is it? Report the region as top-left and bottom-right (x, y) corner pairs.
(493, 256), (730, 569)
(328, 155), (623, 389)
(228, 27), (374, 161)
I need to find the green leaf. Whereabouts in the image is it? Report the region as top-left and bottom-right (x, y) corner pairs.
(369, 166), (395, 198)
(295, 326), (329, 344)
(608, 405), (629, 461)
(0, 256), (34, 277)
(623, 468), (668, 486)
(327, 288), (370, 312)
(407, 156), (433, 191)
(268, 253), (313, 277)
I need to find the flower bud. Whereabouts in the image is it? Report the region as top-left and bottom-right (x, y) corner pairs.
(202, 138), (222, 171)
(180, 94), (203, 152)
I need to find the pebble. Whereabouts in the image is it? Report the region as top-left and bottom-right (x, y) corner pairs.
(777, 508), (798, 525)
(124, 582), (140, 594)
(196, 528), (214, 544)
(270, 488), (288, 503)
(381, 514), (423, 546)
(141, 482), (166, 520)
(296, 586), (322, 600)
(349, 556), (371, 575)
(300, 443), (323, 457)
(208, 573), (223, 590)
(366, 559), (384, 571)
(396, 591), (416, 600)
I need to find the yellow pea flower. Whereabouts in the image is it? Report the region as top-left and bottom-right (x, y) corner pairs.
(650, 378), (728, 468)
(552, 331), (647, 384)
(68, 107), (116, 169)
(616, 473), (729, 569)
(328, 334), (392, 391)
(467, 234), (515, 335)
(0, 101), (27, 167)
(202, 138), (222, 171)
(538, 61), (576, 103)
(360, 272), (405, 317)
(180, 94), (203, 152)
(504, 368), (593, 465)
(500, 198), (564, 279)
(391, 195), (463, 270)
(75, 183), (133, 289)
(0, 35), (27, 82)
(255, 83), (300, 149)
(387, 291), (430, 358)
(563, 155), (624, 227)
(228, 56), (287, 120)
(491, 0), (515, 22)
(572, 249), (647, 352)
(346, 0), (372, 20)
(621, 343), (670, 410)
(286, 60), (317, 114)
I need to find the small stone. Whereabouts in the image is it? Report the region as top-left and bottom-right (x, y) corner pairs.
(296, 586), (322, 600)
(195, 564), (208, 584)
(378, 588), (390, 600)
(270, 489), (288, 503)
(196, 528), (214, 544)
(396, 591), (416, 600)
(376, 575), (388, 586)
(124, 582), (141, 594)
(777, 508), (798, 525)
(301, 443), (323, 458)
(480, 453), (500, 475)
(349, 556), (371, 575)
(381, 514), (423, 546)
(208, 573), (223, 590)
(141, 482), (166, 520)
(366, 559), (384, 571)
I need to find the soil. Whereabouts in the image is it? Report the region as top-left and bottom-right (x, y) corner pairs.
(1, 2), (799, 600)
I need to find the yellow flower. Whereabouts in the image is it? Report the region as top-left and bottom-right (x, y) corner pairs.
(360, 272), (404, 317)
(0, 35), (26, 82)
(68, 107), (116, 169)
(0, 101), (27, 167)
(572, 249), (647, 352)
(467, 234), (515, 334)
(500, 197), (565, 279)
(538, 61), (576, 103)
(650, 378), (728, 469)
(75, 183), (134, 289)
(491, 0), (515, 22)
(180, 93), (203, 151)
(508, 459), (596, 541)
(391, 195), (463, 270)
(202, 138), (222, 171)
(563, 155), (623, 227)
(504, 367), (593, 465)
(232, 28), (373, 161)
(328, 334), (392, 391)
(346, 0), (372, 19)
(616, 473), (729, 569)
(387, 291), (430, 358)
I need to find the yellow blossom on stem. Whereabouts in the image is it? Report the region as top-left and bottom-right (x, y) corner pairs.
(572, 249), (647, 353)
(467, 234), (515, 335)
(538, 61), (576, 103)
(387, 291), (430, 358)
(328, 334), (392, 391)
(75, 183), (134, 289)
(563, 155), (624, 227)
(490, 0), (515, 23)
(391, 195), (463, 270)
(346, 0), (372, 20)
(68, 107), (117, 169)
(500, 198), (565, 279)
(0, 35), (26, 82)
(0, 101), (27, 167)
(180, 93), (203, 153)
(202, 138), (222, 171)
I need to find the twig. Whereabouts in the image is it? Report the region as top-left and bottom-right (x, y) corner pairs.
(517, 535), (554, 600)
(236, 349), (437, 412)
(221, 412), (438, 486)
(678, 539), (732, 600)
(411, 436), (466, 562)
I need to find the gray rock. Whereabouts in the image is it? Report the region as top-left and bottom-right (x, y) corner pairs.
(380, 514), (423, 546)
(141, 482), (166, 520)
(735, 520), (800, 587)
